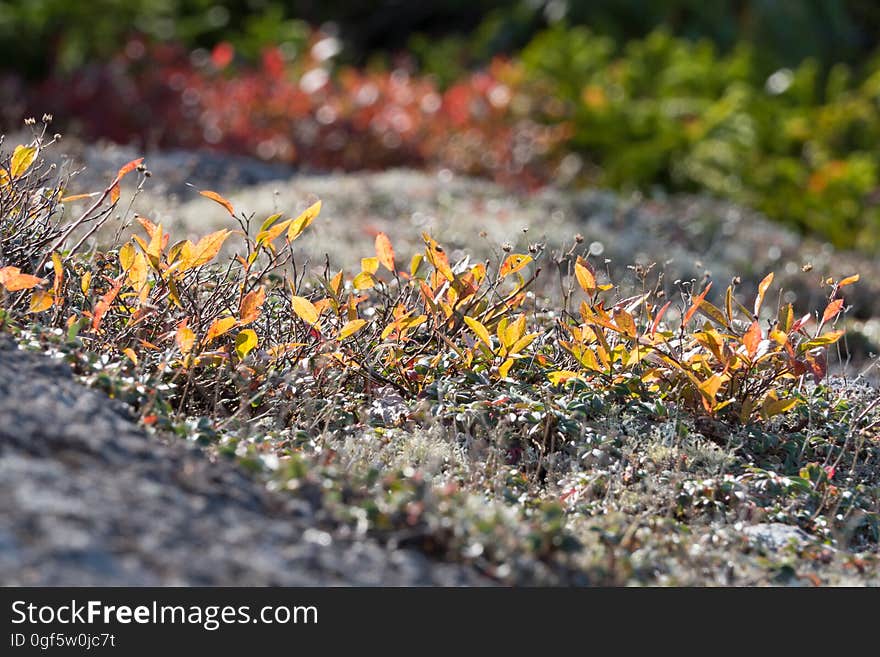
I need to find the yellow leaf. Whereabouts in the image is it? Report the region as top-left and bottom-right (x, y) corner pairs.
(697, 374), (725, 405)
(287, 200), (322, 242)
(762, 392), (799, 418)
(235, 329), (258, 359)
(119, 242), (136, 272)
(361, 257), (379, 275)
(0, 167), (8, 186)
(175, 321), (196, 354)
(167, 239), (193, 266)
(509, 332), (538, 355)
(127, 251), (149, 299)
(574, 260), (596, 294)
(499, 253), (532, 278)
(146, 222), (164, 262)
(410, 254), (424, 277)
(0, 266), (45, 291)
(199, 189), (235, 216)
(838, 274), (859, 288)
(122, 347), (138, 365)
(504, 315), (526, 347)
(375, 232), (395, 271)
(329, 270), (344, 297)
(81, 271), (92, 295)
(10, 144), (37, 178)
(464, 316), (493, 350)
(353, 271), (375, 290)
(256, 214), (292, 246)
(51, 252), (64, 298)
(498, 358), (515, 378)
(28, 289), (54, 313)
(205, 316), (237, 344)
(548, 370), (583, 385)
(239, 286), (265, 325)
(338, 318), (367, 340)
(182, 229), (230, 270)
(291, 296), (320, 325)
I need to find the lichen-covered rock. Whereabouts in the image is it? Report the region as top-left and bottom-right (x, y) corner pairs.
(0, 339), (491, 586)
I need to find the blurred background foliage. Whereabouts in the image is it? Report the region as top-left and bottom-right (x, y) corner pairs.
(3, 0), (880, 250)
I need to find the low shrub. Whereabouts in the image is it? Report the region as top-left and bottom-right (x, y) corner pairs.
(2, 128), (877, 580)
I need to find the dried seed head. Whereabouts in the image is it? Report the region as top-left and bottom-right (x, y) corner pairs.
(574, 233), (584, 244)
(24, 117), (36, 125)
(732, 276), (741, 286)
(502, 242), (512, 253)
(42, 113), (53, 123)
(802, 263), (813, 272)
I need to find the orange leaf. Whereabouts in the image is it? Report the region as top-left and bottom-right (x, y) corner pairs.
(205, 316), (237, 343)
(200, 190), (235, 216)
(650, 300), (672, 337)
(743, 320), (762, 358)
(239, 286), (265, 325)
(500, 254), (532, 278)
(182, 229), (231, 270)
(91, 277), (124, 331)
(175, 320), (195, 354)
(60, 192), (100, 203)
(613, 308), (637, 338)
(754, 273), (774, 317)
(137, 216), (161, 240)
(683, 282), (712, 327)
(422, 233), (454, 282)
(838, 274), (859, 288)
(375, 232), (395, 272)
(122, 347), (139, 365)
(574, 259), (596, 294)
(110, 157), (143, 204)
(822, 298), (844, 325)
(0, 266), (45, 291)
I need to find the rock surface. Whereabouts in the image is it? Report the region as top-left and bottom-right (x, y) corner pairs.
(0, 339), (491, 586)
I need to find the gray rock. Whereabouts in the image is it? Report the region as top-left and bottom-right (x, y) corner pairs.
(741, 523), (814, 552)
(0, 339), (492, 586)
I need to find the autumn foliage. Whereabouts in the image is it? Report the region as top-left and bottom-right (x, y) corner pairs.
(0, 129), (856, 429)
